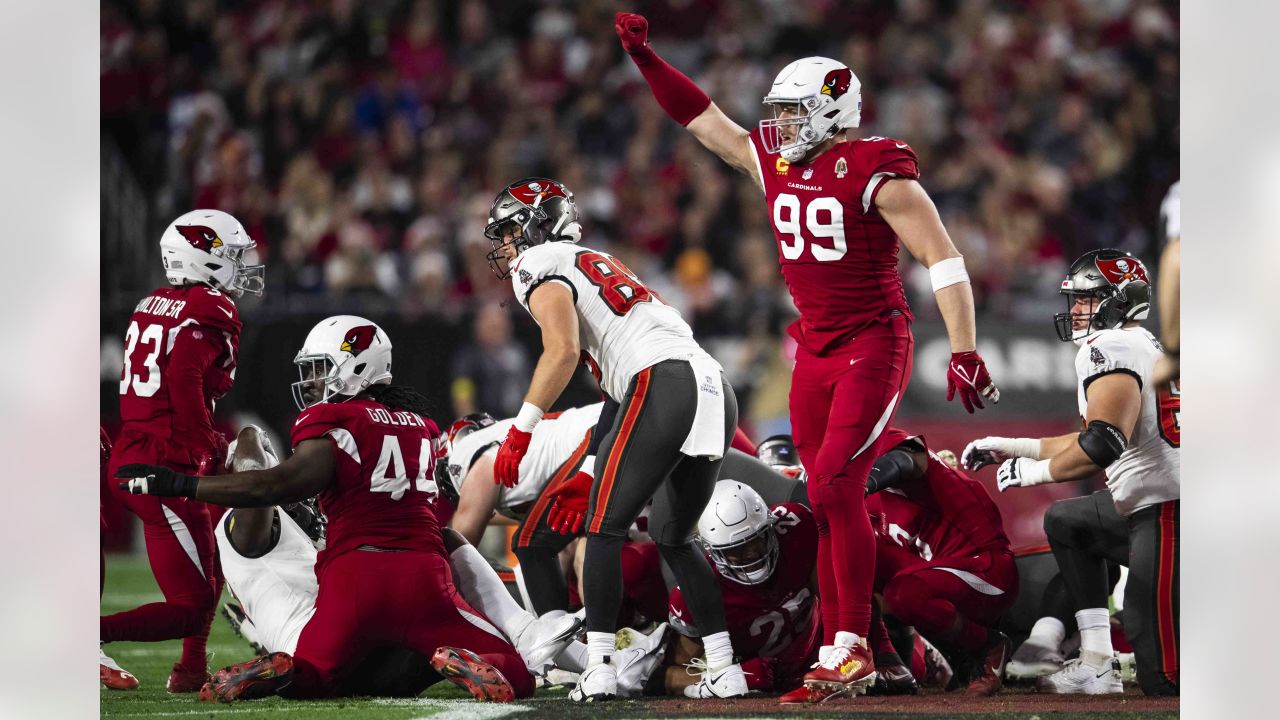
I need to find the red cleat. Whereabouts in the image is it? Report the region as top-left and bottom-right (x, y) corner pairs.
(431, 646), (516, 702)
(166, 662), (211, 694)
(198, 652), (294, 702)
(966, 631), (1012, 696)
(100, 647), (139, 690)
(802, 639), (875, 697)
(778, 684), (846, 704)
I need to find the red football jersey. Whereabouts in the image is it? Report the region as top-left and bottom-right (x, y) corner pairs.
(290, 398), (445, 573)
(747, 131), (920, 354)
(117, 285), (241, 453)
(669, 503), (820, 676)
(867, 433), (1010, 560)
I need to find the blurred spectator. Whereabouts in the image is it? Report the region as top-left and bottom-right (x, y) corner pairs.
(449, 304), (533, 419)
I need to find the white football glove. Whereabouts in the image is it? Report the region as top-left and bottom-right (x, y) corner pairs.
(225, 425), (279, 471)
(961, 436), (1042, 471)
(995, 458), (1053, 492)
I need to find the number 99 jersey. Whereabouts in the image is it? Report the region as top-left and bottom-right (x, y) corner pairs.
(747, 130), (920, 354)
(510, 242), (711, 402)
(290, 398), (444, 573)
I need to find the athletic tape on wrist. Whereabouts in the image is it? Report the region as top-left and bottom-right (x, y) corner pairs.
(514, 402), (544, 433)
(929, 256), (969, 292)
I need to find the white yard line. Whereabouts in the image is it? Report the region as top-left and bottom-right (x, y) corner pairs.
(373, 697), (532, 720)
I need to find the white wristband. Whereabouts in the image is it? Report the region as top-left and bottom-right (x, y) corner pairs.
(1022, 458), (1054, 486)
(514, 402), (544, 432)
(578, 455), (596, 479)
(929, 256), (969, 292)
(1012, 438), (1043, 460)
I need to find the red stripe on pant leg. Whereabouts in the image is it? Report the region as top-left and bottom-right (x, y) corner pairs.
(1156, 502), (1178, 683)
(516, 432), (591, 548)
(589, 368), (651, 534)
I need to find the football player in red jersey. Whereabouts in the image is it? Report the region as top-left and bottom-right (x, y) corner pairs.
(616, 11), (1000, 702)
(663, 482), (820, 697)
(101, 209), (263, 692)
(864, 428), (1017, 696)
(119, 316), (534, 703)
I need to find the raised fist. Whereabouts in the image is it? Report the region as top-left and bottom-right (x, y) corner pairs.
(615, 12), (650, 55)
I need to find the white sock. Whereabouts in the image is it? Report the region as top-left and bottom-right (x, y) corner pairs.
(817, 645), (835, 664)
(587, 631), (615, 667)
(833, 631), (862, 648)
(450, 543), (533, 643)
(1075, 608), (1113, 666)
(702, 631), (734, 672)
(1027, 616), (1066, 648)
(554, 640), (588, 673)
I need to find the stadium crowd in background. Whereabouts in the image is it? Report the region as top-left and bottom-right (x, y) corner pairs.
(101, 0), (1178, 331)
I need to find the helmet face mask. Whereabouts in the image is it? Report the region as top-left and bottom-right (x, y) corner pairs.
(1053, 249), (1152, 343)
(291, 355), (343, 410)
(484, 178), (581, 279)
(702, 526), (780, 585)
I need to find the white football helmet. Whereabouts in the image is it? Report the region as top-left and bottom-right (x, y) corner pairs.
(292, 315), (393, 410)
(760, 57), (862, 163)
(697, 480), (778, 586)
(159, 209), (264, 298)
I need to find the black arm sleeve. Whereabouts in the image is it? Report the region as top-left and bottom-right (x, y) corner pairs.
(865, 449), (920, 495)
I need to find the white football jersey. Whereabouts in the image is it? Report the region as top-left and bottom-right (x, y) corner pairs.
(215, 509), (318, 654)
(447, 403), (603, 512)
(509, 242), (711, 401)
(1075, 327), (1180, 516)
(1159, 181), (1180, 243)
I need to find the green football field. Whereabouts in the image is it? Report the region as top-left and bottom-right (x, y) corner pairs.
(101, 553), (1177, 719)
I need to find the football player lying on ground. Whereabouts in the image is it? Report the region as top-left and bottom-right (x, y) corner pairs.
(120, 316), (547, 703)
(214, 423), (585, 696)
(865, 428), (1018, 696)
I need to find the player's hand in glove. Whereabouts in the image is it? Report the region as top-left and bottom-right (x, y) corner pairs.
(117, 464), (200, 498)
(961, 436), (1041, 471)
(995, 457), (1052, 492)
(615, 12), (650, 55)
(544, 470), (594, 535)
(493, 427), (533, 488)
(947, 350), (1000, 413)
(741, 655), (776, 691)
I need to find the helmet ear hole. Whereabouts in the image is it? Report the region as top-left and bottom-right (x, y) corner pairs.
(353, 362), (367, 376)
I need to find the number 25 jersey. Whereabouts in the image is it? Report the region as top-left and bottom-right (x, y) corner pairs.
(291, 398), (444, 573)
(510, 242), (711, 402)
(747, 131), (920, 355)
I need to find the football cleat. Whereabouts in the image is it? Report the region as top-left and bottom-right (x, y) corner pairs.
(569, 662), (617, 702)
(802, 638), (875, 696)
(1007, 638), (1065, 680)
(221, 602), (268, 656)
(198, 653), (293, 702)
(615, 622), (669, 697)
(683, 661), (748, 699)
(778, 683), (844, 704)
(167, 662), (213, 694)
(100, 645), (139, 690)
(431, 646), (516, 702)
(867, 661), (918, 696)
(513, 609), (583, 676)
(1035, 656), (1124, 695)
(966, 631), (1012, 696)
(920, 635), (954, 689)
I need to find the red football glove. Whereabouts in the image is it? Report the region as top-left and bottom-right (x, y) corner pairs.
(544, 470), (594, 535)
(740, 655), (776, 691)
(615, 12), (650, 55)
(946, 350), (1000, 414)
(493, 427), (533, 488)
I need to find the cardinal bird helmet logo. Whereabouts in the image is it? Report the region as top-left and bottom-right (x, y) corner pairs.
(175, 224), (224, 252)
(340, 325), (378, 355)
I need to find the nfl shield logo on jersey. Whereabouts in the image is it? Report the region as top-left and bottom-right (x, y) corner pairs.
(802, 168), (814, 180)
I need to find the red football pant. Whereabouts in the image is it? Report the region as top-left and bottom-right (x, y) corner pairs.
(790, 316), (913, 642)
(101, 432), (221, 672)
(282, 549), (533, 699)
(876, 537), (1018, 653)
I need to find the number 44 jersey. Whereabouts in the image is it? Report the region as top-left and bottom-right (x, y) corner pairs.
(291, 399), (445, 573)
(510, 242), (711, 402)
(118, 284), (241, 453)
(747, 130), (920, 355)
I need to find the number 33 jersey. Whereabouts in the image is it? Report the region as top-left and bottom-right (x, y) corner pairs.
(510, 242), (711, 402)
(291, 399), (445, 571)
(117, 284), (241, 453)
(747, 130), (920, 354)
(1075, 327), (1180, 516)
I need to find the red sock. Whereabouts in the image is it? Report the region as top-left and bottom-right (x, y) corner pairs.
(812, 504), (839, 645)
(814, 482), (875, 637)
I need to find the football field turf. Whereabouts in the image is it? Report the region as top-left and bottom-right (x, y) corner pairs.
(101, 553), (1177, 720)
